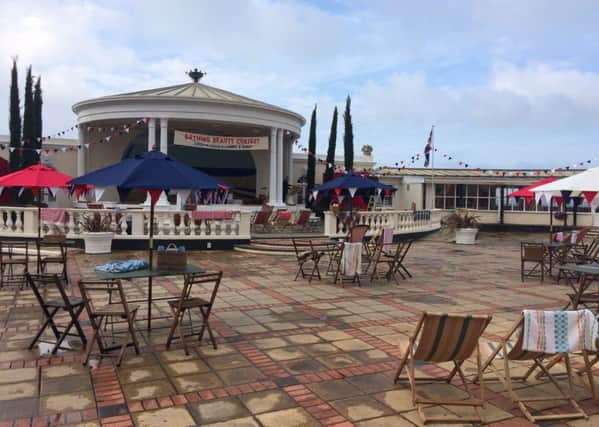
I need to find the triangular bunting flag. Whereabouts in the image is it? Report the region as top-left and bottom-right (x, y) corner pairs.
(147, 189), (163, 205)
(348, 187), (358, 198)
(94, 187), (106, 202)
(311, 190), (319, 200)
(583, 191), (597, 204)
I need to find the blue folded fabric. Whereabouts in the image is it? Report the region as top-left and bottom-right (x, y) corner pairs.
(95, 259), (149, 273)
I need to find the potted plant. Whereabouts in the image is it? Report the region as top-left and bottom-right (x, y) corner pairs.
(78, 213), (113, 254)
(445, 209), (480, 244)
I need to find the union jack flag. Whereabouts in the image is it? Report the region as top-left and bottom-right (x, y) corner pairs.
(424, 126), (434, 167)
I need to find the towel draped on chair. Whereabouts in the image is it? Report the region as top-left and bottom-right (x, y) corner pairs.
(522, 309), (598, 353)
(41, 208), (67, 223)
(342, 242), (362, 276)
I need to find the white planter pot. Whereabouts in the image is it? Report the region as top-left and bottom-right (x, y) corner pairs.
(83, 232), (113, 254)
(455, 228), (478, 244)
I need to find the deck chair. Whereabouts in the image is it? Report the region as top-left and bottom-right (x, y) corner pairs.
(27, 273), (87, 354)
(268, 210), (293, 231)
(251, 205), (273, 232)
(78, 278), (140, 366)
(394, 312), (492, 425)
(293, 209), (312, 231)
(479, 310), (594, 422)
(166, 271), (222, 355)
(520, 242), (546, 282)
(292, 239), (323, 282)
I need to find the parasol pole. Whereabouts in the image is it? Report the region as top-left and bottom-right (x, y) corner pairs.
(431, 125), (435, 210)
(147, 197), (155, 331)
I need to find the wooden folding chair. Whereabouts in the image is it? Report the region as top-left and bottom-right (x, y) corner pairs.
(478, 312), (591, 422)
(292, 239), (322, 282)
(369, 240), (412, 284)
(0, 240), (29, 288)
(37, 236), (68, 281)
(78, 278), (140, 366)
(27, 273), (87, 354)
(166, 271), (222, 355)
(520, 242), (546, 282)
(394, 312), (492, 425)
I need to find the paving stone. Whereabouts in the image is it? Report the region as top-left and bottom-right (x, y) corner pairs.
(0, 381), (37, 401)
(217, 367), (265, 386)
(132, 406), (196, 426)
(285, 334), (321, 345)
(356, 415), (414, 426)
(347, 373), (396, 393)
(157, 348), (199, 363)
(266, 347), (307, 361)
(332, 338), (374, 351)
(317, 330), (354, 341)
(190, 397), (250, 424)
(41, 374), (92, 395)
(197, 344), (238, 357)
(308, 379), (364, 400)
(256, 407), (320, 427)
(0, 367), (36, 384)
(203, 417), (260, 427)
(239, 390), (296, 414)
(317, 353), (361, 369)
(171, 372), (223, 393)
(0, 397), (39, 420)
(122, 379), (176, 401)
(118, 365), (167, 384)
(206, 354), (251, 370)
(280, 358), (326, 375)
(252, 338), (288, 349)
(331, 395), (394, 421)
(40, 390), (95, 415)
(163, 359), (210, 377)
(42, 363), (87, 379)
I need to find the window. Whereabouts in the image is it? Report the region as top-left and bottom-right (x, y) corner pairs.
(431, 183), (504, 211)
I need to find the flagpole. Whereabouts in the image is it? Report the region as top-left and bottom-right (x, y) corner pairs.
(430, 125), (435, 210)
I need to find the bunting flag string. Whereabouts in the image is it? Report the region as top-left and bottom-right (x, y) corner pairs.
(2, 118), (147, 156)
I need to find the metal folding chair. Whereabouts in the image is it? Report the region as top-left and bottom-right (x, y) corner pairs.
(27, 273), (87, 354)
(0, 240), (29, 288)
(78, 278), (140, 366)
(166, 271), (223, 355)
(37, 236), (68, 281)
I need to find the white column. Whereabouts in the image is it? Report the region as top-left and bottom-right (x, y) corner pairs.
(160, 118), (168, 154)
(287, 140), (294, 201)
(148, 118), (156, 151)
(77, 125), (86, 176)
(268, 128), (277, 205)
(276, 129), (284, 205)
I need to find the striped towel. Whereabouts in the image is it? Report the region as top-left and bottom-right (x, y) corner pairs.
(342, 242), (362, 276)
(522, 310), (598, 353)
(41, 208), (67, 223)
(382, 227), (393, 246)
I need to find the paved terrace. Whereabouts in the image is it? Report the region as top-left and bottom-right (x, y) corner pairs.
(0, 233), (596, 426)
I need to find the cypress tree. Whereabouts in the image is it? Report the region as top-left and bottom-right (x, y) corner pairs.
(343, 95), (354, 172)
(33, 76), (42, 157)
(324, 106), (338, 183)
(8, 58), (21, 172)
(305, 105), (317, 207)
(22, 66), (36, 168)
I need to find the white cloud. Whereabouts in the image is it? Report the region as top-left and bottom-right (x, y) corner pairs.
(0, 0), (598, 169)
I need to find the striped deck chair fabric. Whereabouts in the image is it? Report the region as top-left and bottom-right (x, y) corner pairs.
(394, 312), (492, 425)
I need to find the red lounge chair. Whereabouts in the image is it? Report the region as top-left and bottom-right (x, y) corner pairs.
(269, 210), (293, 231)
(294, 209), (312, 231)
(251, 205), (273, 232)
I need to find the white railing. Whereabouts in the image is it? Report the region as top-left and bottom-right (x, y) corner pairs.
(0, 207), (252, 240)
(323, 209), (441, 237)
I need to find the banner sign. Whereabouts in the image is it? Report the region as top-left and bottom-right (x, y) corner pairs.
(173, 130), (269, 150)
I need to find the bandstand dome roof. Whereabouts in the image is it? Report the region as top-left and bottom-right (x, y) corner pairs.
(72, 76), (305, 135)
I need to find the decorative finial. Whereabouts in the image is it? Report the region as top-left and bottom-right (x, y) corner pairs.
(187, 68), (206, 83)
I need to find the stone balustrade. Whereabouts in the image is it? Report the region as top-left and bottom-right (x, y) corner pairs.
(0, 206), (252, 240)
(323, 209), (441, 237)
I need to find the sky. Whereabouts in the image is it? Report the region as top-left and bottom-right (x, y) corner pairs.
(1, 0), (598, 170)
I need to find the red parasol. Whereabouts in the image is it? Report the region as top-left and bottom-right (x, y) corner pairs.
(507, 177), (557, 202)
(0, 164), (72, 240)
